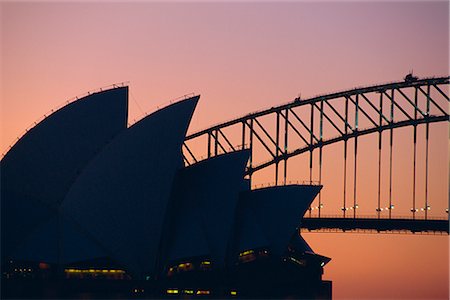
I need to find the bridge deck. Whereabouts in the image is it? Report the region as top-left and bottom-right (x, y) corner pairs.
(301, 217), (449, 234)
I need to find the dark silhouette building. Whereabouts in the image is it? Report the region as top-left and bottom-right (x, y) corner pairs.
(1, 87), (331, 299)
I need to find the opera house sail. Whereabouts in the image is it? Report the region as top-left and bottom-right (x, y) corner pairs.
(1, 87), (128, 265)
(1, 86), (331, 299)
(62, 96), (199, 278)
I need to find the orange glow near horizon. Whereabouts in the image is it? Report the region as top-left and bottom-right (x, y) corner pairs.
(1, 2), (448, 299)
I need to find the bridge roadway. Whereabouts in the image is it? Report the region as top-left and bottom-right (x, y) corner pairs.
(301, 217), (449, 234)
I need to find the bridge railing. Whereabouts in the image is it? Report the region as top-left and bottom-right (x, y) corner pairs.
(302, 214), (448, 220)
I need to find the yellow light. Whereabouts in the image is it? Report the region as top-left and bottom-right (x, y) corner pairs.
(239, 250), (254, 257)
(64, 268), (125, 274)
(230, 291), (238, 296)
(177, 262), (193, 271)
(183, 290), (194, 294)
(167, 289), (179, 294)
(196, 290), (210, 295)
(288, 256), (305, 266)
(178, 262), (191, 268)
(65, 268), (88, 273)
(201, 261), (211, 265)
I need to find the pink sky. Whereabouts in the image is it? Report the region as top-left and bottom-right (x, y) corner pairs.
(1, 2), (448, 299)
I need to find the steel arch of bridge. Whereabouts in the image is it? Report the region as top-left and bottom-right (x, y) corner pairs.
(183, 76), (449, 229)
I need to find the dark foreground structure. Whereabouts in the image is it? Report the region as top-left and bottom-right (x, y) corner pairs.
(1, 87), (331, 299)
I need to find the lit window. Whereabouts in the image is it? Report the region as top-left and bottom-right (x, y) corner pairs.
(64, 268), (126, 280)
(239, 250), (254, 257)
(287, 256), (306, 266)
(178, 262), (194, 272)
(200, 261), (212, 271)
(238, 250), (256, 263)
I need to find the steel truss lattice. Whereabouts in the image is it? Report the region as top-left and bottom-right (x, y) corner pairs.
(183, 77), (449, 229)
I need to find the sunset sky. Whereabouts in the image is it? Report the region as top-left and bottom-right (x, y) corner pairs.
(1, 1), (449, 299)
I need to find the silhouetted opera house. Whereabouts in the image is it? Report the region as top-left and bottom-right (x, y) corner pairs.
(1, 87), (331, 299)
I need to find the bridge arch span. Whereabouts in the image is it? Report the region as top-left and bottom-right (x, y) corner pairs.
(184, 76), (449, 223)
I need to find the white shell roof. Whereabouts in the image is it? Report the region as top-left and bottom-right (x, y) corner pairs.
(239, 185), (321, 257)
(163, 151), (250, 267)
(1, 87), (128, 262)
(62, 96), (199, 277)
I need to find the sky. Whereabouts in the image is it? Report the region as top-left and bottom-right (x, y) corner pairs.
(1, 1), (449, 299)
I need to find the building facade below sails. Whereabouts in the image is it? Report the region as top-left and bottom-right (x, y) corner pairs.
(1, 87), (331, 299)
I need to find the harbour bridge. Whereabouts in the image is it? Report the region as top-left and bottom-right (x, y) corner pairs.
(183, 76), (449, 234)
